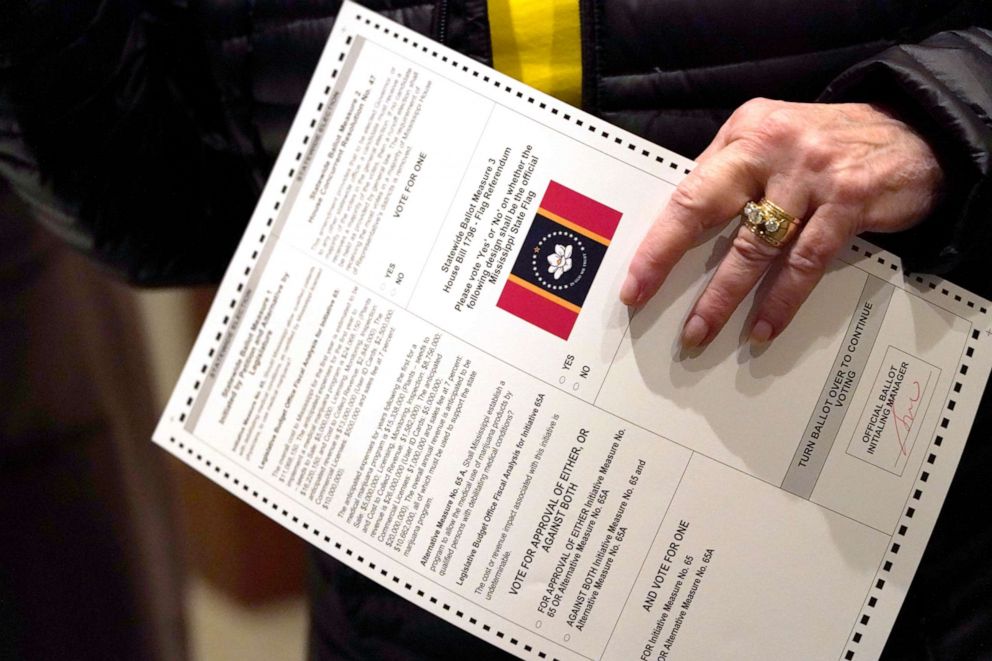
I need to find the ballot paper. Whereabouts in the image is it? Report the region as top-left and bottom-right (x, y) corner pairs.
(153, 3), (992, 659)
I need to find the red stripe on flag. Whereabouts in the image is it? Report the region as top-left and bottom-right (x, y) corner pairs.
(540, 181), (622, 241)
(496, 280), (578, 340)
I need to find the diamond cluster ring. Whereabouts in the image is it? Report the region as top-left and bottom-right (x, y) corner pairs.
(740, 198), (802, 248)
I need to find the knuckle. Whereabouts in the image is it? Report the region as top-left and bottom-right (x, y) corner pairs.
(760, 289), (797, 322)
(637, 234), (671, 275)
(669, 176), (710, 221)
(829, 169), (871, 203)
(726, 97), (777, 138)
(798, 132), (834, 172)
(754, 107), (800, 144)
(732, 231), (778, 266)
(699, 286), (735, 319)
(786, 239), (833, 276)
(734, 132), (767, 160)
(740, 97), (775, 117)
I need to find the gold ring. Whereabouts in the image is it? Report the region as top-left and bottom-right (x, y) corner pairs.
(740, 198), (802, 248)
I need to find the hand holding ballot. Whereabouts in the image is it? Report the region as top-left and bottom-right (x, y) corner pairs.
(621, 99), (945, 349)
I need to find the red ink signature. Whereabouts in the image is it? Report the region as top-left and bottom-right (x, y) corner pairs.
(890, 380), (922, 456)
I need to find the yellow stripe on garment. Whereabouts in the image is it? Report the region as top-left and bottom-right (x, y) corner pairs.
(537, 208), (611, 246)
(507, 274), (582, 313)
(488, 0), (582, 106)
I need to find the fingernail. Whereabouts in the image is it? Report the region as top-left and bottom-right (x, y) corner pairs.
(620, 273), (641, 306)
(681, 315), (709, 348)
(750, 319), (773, 344)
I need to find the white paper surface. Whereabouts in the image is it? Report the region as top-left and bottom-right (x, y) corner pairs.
(154, 4), (992, 659)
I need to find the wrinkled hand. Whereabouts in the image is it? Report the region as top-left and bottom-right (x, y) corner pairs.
(619, 99), (944, 348)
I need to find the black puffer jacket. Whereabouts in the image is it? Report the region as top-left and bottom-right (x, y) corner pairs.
(3, 2), (992, 659)
(2, 0), (991, 288)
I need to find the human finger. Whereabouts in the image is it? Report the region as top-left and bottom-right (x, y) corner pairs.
(681, 181), (810, 348)
(621, 143), (766, 307)
(747, 205), (852, 344)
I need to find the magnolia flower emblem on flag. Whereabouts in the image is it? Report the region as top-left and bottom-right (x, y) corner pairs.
(497, 181), (622, 339)
(548, 244), (573, 279)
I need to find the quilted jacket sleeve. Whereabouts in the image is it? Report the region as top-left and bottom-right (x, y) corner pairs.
(0, 0), (458, 286)
(820, 26), (992, 296)
(0, 0), (268, 286)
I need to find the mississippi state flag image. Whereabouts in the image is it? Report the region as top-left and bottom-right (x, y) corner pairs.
(496, 181), (622, 339)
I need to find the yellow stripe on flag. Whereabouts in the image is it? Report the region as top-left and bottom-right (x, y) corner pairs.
(538, 208), (612, 246)
(507, 274), (582, 313)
